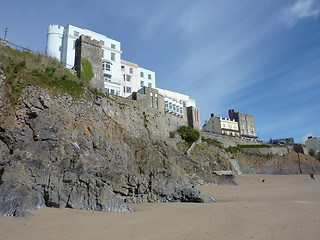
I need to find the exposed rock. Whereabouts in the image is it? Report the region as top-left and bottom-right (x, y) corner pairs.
(0, 183), (45, 217)
(236, 150), (320, 175)
(0, 83), (214, 216)
(1, 60), (319, 217)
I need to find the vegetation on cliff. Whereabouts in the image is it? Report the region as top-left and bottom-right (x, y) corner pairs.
(80, 58), (94, 85)
(0, 46), (215, 217)
(225, 144), (271, 154)
(0, 45), (85, 101)
(177, 125), (200, 143)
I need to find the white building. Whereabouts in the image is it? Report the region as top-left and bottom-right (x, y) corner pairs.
(46, 24), (121, 96)
(156, 88), (196, 116)
(138, 67), (156, 90)
(46, 24), (157, 97)
(120, 61), (156, 98)
(203, 114), (240, 137)
(306, 136), (320, 153)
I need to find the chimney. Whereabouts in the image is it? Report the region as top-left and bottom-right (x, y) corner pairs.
(229, 109), (234, 120)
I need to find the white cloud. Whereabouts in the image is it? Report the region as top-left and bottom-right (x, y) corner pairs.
(281, 0), (320, 27)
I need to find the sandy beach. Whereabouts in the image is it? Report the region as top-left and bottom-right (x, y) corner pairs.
(0, 174), (319, 240)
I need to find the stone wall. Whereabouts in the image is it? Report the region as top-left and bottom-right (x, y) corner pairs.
(201, 132), (260, 148)
(241, 146), (293, 156)
(131, 87), (199, 136)
(186, 107), (201, 132)
(75, 35), (104, 91)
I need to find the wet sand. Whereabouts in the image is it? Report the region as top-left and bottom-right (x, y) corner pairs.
(1, 175), (319, 240)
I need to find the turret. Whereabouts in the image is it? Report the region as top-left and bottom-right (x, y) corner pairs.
(46, 25), (65, 60)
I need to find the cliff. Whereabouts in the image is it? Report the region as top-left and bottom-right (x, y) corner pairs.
(1, 46), (319, 217)
(0, 47), (218, 217)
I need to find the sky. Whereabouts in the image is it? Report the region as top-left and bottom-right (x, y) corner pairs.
(1, 0), (320, 143)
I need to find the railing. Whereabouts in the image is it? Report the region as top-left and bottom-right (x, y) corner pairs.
(1, 39), (36, 54)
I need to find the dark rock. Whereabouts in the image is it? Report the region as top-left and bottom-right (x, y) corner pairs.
(0, 183), (45, 217)
(0, 87), (214, 217)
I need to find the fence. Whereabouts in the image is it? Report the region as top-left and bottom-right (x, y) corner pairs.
(0, 38), (36, 54)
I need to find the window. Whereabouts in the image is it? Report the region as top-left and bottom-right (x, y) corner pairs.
(165, 100), (168, 109)
(104, 75), (111, 82)
(111, 44), (116, 49)
(74, 31), (79, 37)
(130, 68), (133, 74)
(100, 40), (105, 46)
(73, 40), (76, 49)
(105, 88), (109, 93)
(150, 95), (153, 107)
(176, 105), (179, 113)
(148, 83), (152, 88)
(111, 52), (115, 61)
(148, 74), (151, 80)
(173, 104), (176, 112)
(102, 62), (110, 71)
(126, 87), (131, 94)
(126, 75), (131, 81)
(116, 90), (120, 96)
(180, 107), (183, 115)
(155, 96), (158, 108)
(123, 86), (126, 93)
(140, 72), (144, 77)
(111, 89), (115, 94)
(102, 50), (104, 58)
(121, 65), (125, 71)
(169, 102), (172, 110)
(140, 81), (144, 87)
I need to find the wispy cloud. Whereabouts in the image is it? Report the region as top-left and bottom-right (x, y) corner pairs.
(281, 0), (320, 27)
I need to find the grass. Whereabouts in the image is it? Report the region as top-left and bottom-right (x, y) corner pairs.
(201, 137), (223, 148)
(0, 44), (85, 102)
(225, 144), (270, 154)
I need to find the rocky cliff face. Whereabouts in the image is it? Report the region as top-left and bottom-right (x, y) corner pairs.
(0, 61), (217, 216)
(1, 55), (319, 217)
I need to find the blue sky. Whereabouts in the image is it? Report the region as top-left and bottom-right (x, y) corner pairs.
(1, 0), (320, 143)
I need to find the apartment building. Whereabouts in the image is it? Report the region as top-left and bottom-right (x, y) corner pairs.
(121, 60), (138, 98)
(138, 67), (156, 90)
(46, 24), (122, 95)
(156, 88), (196, 117)
(306, 136), (320, 153)
(46, 24), (156, 97)
(46, 24), (196, 111)
(203, 114), (240, 137)
(229, 109), (257, 139)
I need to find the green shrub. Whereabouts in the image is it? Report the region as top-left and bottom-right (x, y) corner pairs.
(316, 152), (320, 161)
(177, 126), (200, 143)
